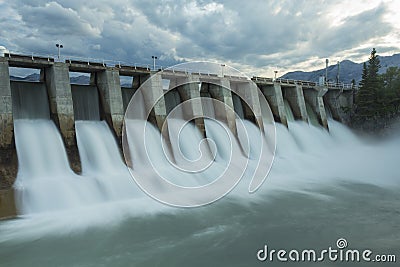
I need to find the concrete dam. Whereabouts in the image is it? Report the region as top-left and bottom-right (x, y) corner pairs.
(0, 54), (355, 217)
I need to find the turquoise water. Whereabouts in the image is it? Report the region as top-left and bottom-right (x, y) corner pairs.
(0, 182), (399, 267)
(1, 121), (399, 266)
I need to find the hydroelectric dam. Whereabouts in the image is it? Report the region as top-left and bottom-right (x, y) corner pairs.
(0, 53), (356, 218)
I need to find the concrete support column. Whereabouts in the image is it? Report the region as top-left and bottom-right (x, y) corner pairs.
(0, 58), (17, 190)
(231, 81), (264, 130)
(141, 73), (168, 132)
(132, 74), (150, 90)
(44, 62), (80, 173)
(169, 75), (206, 136)
(303, 87), (329, 129)
(0, 189), (16, 218)
(207, 78), (237, 136)
(45, 63), (75, 146)
(283, 85), (308, 122)
(0, 58), (13, 149)
(259, 83), (287, 126)
(96, 68), (124, 139)
(317, 87), (328, 129)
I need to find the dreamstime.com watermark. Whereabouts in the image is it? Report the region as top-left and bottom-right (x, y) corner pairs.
(257, 238), (397, 263)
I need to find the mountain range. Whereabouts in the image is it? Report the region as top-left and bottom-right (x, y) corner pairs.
(10, 73), (91, 84)
(281, 53), (400, 84)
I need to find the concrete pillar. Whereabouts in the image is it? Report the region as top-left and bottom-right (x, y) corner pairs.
(169, 75), (206, 136)
(141, 73), (168, 132)
(283, 84), (308, 122)
(259, 83), (287, 126)
(0, 58), (13, 149)
(231, 81), (264, 130)
(0, 58), (17, 190)
(0, 189), (16, 219)
(132, 74), (150, 90)
(206, 78), (237, 136)
(96, 68), (124, 139)
(120, 74), (150, 113)
(303, 87), (329, 129)
(317, 87), (329, 129)
(44, 63), (80, 173)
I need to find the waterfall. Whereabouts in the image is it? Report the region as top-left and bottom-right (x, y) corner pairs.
(75, 120), (142, 199)
(164, 90), (182, 115)
(325, 104), (333, 119)
(11, 81), (50, 120)
(305, 102), (320, 127)
(11, 82), (143, 214)
(284, 99), (295, 122)
(13, 119), (105, 214)
(71, 85), (101, 121)
(232, 93), (245, 119)
(11, 79), (388, 214)
(121, 87), (135, 112)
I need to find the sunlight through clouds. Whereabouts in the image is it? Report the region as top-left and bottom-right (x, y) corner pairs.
(0, 0), (398, 77)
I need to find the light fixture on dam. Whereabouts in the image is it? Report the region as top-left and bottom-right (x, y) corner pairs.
(152, 55), (158, 71)
(274, 70), (278, 81)
(56, 43), (63, 60)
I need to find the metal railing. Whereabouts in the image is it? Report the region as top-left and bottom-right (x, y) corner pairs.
(3, 51), (358, 89)
(161, 66), (249, 80)
(4, 50), (155, 71)
(252, 76), (358, 90)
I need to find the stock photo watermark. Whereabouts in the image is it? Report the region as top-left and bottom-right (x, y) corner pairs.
(122, 61), (276, 207)
(257, 238), (396, 264)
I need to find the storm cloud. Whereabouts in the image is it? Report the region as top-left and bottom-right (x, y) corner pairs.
(0, 0), (399, 76)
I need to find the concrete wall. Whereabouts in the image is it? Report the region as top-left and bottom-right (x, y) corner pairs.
(324, 90), (354, 124)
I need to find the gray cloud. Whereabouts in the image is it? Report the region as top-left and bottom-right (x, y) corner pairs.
(19, 2), (100, 37)
(1, 0), (398, 76)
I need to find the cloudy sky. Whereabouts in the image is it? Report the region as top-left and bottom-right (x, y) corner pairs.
(0, 0), (399, 77)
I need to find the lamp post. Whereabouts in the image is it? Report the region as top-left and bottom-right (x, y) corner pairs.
(325, 58), (329, 84)
(221, 64), (226, 77)
(152, 56), (158, 71)
(56, 43), (63, 60)
(274, 70), (278, 80)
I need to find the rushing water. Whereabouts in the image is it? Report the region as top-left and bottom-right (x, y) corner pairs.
(1, 116), (399, 266)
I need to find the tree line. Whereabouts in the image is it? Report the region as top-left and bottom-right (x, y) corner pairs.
(350, 48), (400, 131)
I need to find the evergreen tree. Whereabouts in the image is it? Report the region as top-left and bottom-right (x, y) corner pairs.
(354, 48), (383, 120)
(359, 62), (368, 88)
(368, 48), (384, 115)
(381, 67), (400, 116)
(352, 48), (400, 131)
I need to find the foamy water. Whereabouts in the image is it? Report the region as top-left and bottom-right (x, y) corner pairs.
(2, 116), (399, 267)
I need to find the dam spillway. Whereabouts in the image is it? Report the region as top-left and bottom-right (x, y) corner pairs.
(0, 54), (356, 217)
